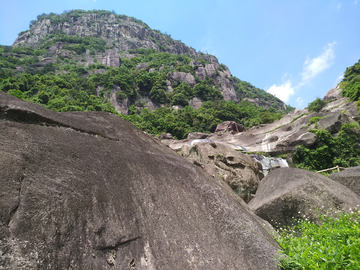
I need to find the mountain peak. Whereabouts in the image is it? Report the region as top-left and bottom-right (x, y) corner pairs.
(14, 10), (203, 59)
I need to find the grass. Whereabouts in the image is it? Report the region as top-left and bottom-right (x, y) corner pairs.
(290, 113), (309, 124)
(276, 207), (360, 269)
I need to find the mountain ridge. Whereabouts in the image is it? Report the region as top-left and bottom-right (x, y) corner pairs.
(1, 10), (294, 139)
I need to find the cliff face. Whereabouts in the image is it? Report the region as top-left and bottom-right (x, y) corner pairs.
(10, 10), (290, 113)
(14, 12), (199, 58)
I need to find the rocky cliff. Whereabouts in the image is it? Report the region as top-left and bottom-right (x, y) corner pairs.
(163, 87), (359, 155)
(8, 10), (291, 114)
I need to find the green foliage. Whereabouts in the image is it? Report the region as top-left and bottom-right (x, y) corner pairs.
(293, 123), (360, 171)
(0, 72), (117, 114)
(233, 76), (294, 113)
(308, 116), (327, 128)
(1, 16), (292, 141)
(277, 209), (360, 269)
(171, 93), (188, 107)
(290, 113), (308, 123)
(308, 98), (328, 112)
(341, 59), (360, 101)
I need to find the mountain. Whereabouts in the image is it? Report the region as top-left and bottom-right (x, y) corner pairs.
(1, 10), (294, 139)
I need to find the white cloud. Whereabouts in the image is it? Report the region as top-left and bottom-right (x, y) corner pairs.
(334, 73), (344, 86)
(267, 80), (294, 103)
(337, 3), (342, 10)
(354, 0), (358, 4)
(300, 42), (336, 85)
(296, 97), (304, 107)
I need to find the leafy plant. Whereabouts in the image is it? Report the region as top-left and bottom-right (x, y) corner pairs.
(277, 208), (360, 269)
(308, 98), (328, 112)
(293, 123), (360, 171)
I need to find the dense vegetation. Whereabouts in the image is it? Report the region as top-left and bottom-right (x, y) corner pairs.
(340, 59), (360, 102)
(293, 123), (360, 171)
(277, 209), (360, 269)
(307, 97), (327, 113)
(0, 38), (291, 139)
(292, 59), (360, 172)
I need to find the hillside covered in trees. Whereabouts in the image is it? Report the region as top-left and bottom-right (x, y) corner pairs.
(0, 9), (294, 139)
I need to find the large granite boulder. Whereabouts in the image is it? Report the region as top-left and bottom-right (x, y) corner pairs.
(181, 142), (264, 203)
(0, 92), (280, 269)
(323, 86), (343, 101)
(330, 166), (360, 197)
(248, 168), (360, 228)
(215, 121), (245, 133)
(167, 72), (196, 87)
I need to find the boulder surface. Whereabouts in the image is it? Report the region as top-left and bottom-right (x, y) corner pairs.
(249, 168), (360, 228)
(181, 142), (264, 203)
(330, 166), (360, 197)
(0, 92), (280, 269)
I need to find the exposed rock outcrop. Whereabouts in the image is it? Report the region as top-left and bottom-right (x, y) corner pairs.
(13, 14), (199, 58)
(215, 121), (245, 133)
(164, 97), (358, 155)
(0, 92), (280, 269)
(180, 142), (264, 203)
(248, 168), (360, 228)
(323, 86), (343, 101)
(167, 72), (196, 88)
(329, 166), (360, 197)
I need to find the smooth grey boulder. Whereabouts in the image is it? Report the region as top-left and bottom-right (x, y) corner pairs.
(330, 166), (360, 197)
(181, 142), (264, 203)
(159, 133), (174, 140)
(167, 72), (196, 87)
(323, 86), (343, 101)
(215, 121), (245, 133)
(0, 92), (280, 270)
(248, 168), (360, 228)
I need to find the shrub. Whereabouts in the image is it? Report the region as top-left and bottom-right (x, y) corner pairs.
(277, 208), (360, 269)
(307, 98), (327, 112)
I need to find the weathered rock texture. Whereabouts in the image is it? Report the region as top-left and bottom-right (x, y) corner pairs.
(0, 92), (280, 269)
(14, 14), (198, 58)
(329, 166), (360, 197)
(323, 86), (343, 101)
(165, 97), (359, 155)
(215, 121), (245, 133)
(248, 168), (360, 228)
(180, 142), (264, 203)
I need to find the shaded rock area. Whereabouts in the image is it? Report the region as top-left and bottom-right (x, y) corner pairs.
(215, 121), (245, 133)
(158, 133), (174, 140)
(330, 166), (360, 197)
(248, 168), (360, 228)
(180, 142), (264, 203)
(0, 92), (281, 270)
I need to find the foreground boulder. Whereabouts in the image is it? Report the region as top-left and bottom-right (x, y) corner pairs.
(330, 166), (360, 197)
(0, 92), (280, 269)
(181, 142), (263, 203)
(248, 168), (360, 228)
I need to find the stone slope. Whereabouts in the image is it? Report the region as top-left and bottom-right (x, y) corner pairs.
(0, 92), (280, 269)
(163, 95), (358, 155)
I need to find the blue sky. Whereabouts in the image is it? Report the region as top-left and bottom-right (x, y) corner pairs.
(0, 0), (359, 109)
